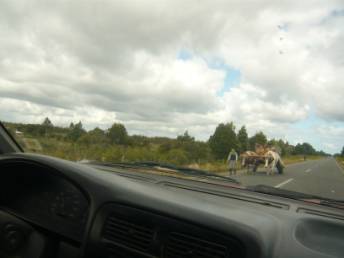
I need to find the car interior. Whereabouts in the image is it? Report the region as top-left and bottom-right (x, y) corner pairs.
(1, 124), (344, 258)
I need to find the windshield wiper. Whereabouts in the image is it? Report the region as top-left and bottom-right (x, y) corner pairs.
(247, 184), (344, 209)
(83, 160), (240, 184)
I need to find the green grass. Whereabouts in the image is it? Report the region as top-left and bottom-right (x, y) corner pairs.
(282, 155), (324, 165)
(197, 161), (229, 173)
(336, 157), (344, 169)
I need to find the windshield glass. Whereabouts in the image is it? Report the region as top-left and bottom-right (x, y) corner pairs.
(1, 1), (344, 202)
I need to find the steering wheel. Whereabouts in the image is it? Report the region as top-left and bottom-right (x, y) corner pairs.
(0, 210), (46, 258)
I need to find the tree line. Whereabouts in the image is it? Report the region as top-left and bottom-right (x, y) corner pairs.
(207, 122), (327, 159)
(3, 118), (329, 165)
(334, 146), (344, 157)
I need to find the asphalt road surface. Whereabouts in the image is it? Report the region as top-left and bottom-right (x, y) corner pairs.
(228, 157), (344, 199)
(91, 158), (344, 200)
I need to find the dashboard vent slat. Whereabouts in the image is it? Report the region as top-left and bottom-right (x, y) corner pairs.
(164, 232), (229, 258)
(103, 214), (155, 252)
(106, 222), (153, 240)
(106, 243), (150, 258)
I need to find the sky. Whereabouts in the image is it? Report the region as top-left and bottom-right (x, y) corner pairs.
(0, 0), (344, 154)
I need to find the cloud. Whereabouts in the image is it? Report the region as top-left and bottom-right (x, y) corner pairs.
(0, 97), (117, 129)
(0, 0), (344, 153)
(316, 124), (344, 138)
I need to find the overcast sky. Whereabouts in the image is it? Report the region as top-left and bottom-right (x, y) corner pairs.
(1, 0), (344, 153)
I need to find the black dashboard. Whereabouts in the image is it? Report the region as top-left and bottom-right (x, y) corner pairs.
(1, 153), (344, 258)
(0, 161), (89, 242)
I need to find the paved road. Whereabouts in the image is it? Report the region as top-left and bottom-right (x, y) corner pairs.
(92, 158), (344, 200)
(226, 158), (344, 199)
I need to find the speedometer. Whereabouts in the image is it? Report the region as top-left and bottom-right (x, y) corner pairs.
(50, 190), (86, 221)
(0, 161), (89, 241)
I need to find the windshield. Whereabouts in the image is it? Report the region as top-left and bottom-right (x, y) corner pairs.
(1, 1), (344, 203)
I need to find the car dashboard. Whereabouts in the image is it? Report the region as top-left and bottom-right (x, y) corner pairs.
(1, 153), (344, 258)
(0, 161), (89, 242)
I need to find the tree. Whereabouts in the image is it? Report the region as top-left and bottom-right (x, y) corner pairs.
(341, 146), (344, 157)
(107, 123), (129, 145)
(191, 142), (213, 163)
(237, 126), (248, 153)
(208, 122), (238, 160)
(78, 127), (108, 146)
(176, 131), (195, 151)
(67, 121), (85, 141)
(176, 131), (203, 162)
(317, 150), (328, 156)
(129, 135), (150, 147)
(268, 138), (288, 156)
(158, 141), (174, 153)
(177, 131), (195, 142)
(249, 131), (267, 150)
(293, 142), (316, 155)
(42, 117), (53, 127)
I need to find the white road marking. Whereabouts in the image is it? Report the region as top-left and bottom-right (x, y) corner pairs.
(305, 169), (311, 173)
(275, 178), (294, 188)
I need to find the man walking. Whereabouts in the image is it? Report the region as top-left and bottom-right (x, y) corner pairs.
(227, 148), (238, 175)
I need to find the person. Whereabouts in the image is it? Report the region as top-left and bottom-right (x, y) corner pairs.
(227, 149), (238, 175)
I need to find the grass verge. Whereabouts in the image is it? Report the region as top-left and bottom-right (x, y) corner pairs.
(336, 157), (344, 170)
(282, 155), (323, 165)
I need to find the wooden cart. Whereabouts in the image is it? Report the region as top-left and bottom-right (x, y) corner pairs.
(240, 154), (268, 174)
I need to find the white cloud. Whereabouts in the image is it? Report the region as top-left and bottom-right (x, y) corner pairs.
(0, 0), (344, 153)
(0, 98), (117, 129)
(316, 125), (344, 138)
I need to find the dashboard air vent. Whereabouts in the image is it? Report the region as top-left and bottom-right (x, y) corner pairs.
(103, 213), (155, 252)
(164, 232), (229, 258)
